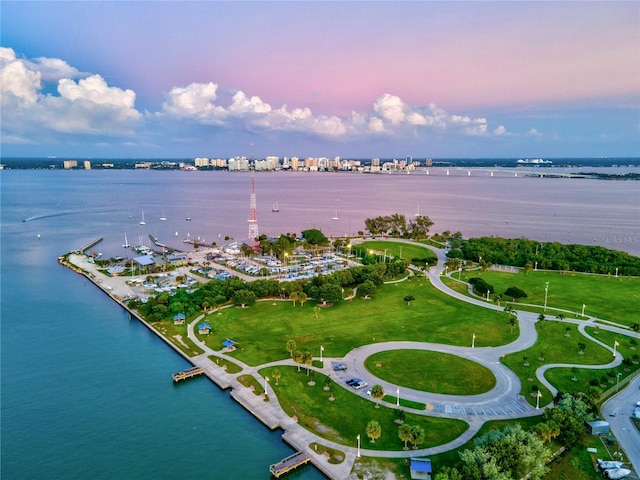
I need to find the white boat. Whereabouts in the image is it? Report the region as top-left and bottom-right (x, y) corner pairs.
(186, 212), (192, 221)
(160, 211), (167, 221)
(598, 460), (625, 470)
(139, 210), (146, 225)
(272, 201), (279, 212)
(606, 468), (631, 479)
(415, 205), (421, 217)
(332, 209), (339, 220)
(122, 233), (130, 248)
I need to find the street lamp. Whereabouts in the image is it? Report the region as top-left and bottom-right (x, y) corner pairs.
(486, 290), (490, 301)
(582, 304), (585, 317)
(264, 375), (269, 394)
(357, 434), (361, 458)
(536, 391), (542, 409)
(472, 333), (475, 348)
(616, 372), (622, 392)
(544, 282), (549, 312)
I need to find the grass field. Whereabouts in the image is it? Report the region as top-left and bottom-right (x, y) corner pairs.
(364, 350), (496, 395)
(259, 366), (468, 450)
(455, 269), (640, 326)
(198, 276), (517, 366)
(357, 240), (438, 263)
(502, 321), (613, 406)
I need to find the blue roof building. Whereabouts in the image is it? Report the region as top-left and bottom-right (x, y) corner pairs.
(198, 322), (211, 334)
(173, 313), (186, 325)
(410, 458), (432, 480)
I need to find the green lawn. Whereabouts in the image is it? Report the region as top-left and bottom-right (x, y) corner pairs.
(260, 366), (468, 450)
(545, 327), (640, 398)
(502, 321), (612, 406)
(358, 240), (438, 263)
(364, 350), (496, 395)
(455, 269), (640, 326)
(205, 276), (517, 366)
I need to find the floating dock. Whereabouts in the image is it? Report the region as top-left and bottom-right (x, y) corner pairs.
(269, 451), (311, 478)
(172, 366), (204, 382)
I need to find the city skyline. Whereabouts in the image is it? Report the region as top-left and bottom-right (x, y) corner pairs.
(1, 1), (639, 159)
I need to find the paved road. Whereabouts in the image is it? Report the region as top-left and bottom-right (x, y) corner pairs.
(601, 374), (640, 474)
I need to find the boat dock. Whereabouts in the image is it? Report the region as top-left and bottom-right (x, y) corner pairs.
(78, 237), (103, 253)
(172, 366), (204, 382)
(269, 451), (311, 478)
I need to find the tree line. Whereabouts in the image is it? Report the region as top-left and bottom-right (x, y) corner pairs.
(364, 213), (434, 239)
(452, 236), (640, 275)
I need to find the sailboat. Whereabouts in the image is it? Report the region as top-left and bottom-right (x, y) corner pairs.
(415, 205), (421, 217)
(272, 201), (279, 212)
(139, 210), (146, 225)
(160, 210), (167, 221)
(122, 233), (130, 248)
(185, 211), (192, 221)
(332, 209), (340, 220)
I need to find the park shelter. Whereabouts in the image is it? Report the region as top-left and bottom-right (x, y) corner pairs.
(222, 339), (238, 349)
(198, 322), (211, 334)
(587, 420), (610, 435)
(173, 313), (186, 325)
(410, 457), (432, 480)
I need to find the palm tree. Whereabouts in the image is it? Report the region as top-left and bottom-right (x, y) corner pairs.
(370, 384), (384, 408)
(293, 351), (304, 371)
(298, 291), (308, 307)
(410, 425), (425, 450)
(272, 369), (281, 385)
(303, 351), (313, 375)
(398, 423), (412, 450)
(366, 420), (382, 443)
(290, 291), (299, 307)
(286, 339), (297, 358)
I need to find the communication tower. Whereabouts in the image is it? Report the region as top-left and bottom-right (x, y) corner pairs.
(247, 152), (259, 252)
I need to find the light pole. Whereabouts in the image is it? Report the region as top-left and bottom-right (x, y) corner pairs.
(396, 387), (400, 406)
(264, 375), (269, 394)
(486, 290), (490, 301)
(357, 434), (361, 457)
(536, 391), (542, 409)
(613, 340), (619, 357)
(544, 282), (549, 312)
(616, 372), (622, 392)
(581, 304), (585, 317)
(472, 333), (475, 348)
(320, 345), (324, 363)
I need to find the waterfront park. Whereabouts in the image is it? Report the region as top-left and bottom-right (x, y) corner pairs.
(66, 235), (640, 479)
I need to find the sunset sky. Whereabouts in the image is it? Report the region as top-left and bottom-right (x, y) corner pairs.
(2, 1), (639, 159)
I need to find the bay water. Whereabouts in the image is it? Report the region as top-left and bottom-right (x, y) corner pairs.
(1, 168), (638, 479)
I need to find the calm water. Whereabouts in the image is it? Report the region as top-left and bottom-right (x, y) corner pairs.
(1, 169), (638, 479)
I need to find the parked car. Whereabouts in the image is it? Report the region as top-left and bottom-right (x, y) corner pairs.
(332, 363), (347, 371)
(346, 378), (361, 386)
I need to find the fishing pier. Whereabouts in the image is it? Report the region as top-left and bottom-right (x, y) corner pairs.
(172, 366), (204, 382)
(269, 451), (311, 478)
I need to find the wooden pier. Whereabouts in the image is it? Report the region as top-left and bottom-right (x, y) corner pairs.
(172, 366), (204, 382)
(269, 451), (311, 478)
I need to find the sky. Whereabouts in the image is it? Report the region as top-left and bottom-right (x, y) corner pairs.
(1, 1), (639, 159)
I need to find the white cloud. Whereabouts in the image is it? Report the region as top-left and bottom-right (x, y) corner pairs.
(1, 48), (142, 142)
(2, 47), (513, 150)
(1, 47), (41, 104)
(528, 128), (541, 136)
